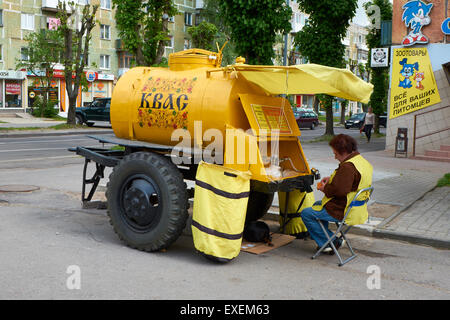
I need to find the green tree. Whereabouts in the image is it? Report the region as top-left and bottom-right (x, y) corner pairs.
(294, 0), (358, 136)
(364, 0), (392, 133)
(16, 30), (64, 117)
(112, 0), (178, 66)
(58, 1), (98, 125)
(187, 21), (218, 51)
(200, 0), (237, 66)
(219, 0), (292, 65)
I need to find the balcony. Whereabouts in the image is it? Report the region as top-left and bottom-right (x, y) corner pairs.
(116, 39), (126, 52)
(42, 0), (72, 12)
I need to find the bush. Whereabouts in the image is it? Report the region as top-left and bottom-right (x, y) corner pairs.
(437, 173), (450, 187)
(31, 96), (59, 118)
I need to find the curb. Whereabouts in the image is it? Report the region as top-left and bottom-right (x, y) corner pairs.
(372, 229), (450, 249)
(0, 129), (113, 138)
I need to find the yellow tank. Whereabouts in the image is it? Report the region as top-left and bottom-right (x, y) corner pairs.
(111, 49), (310, 184)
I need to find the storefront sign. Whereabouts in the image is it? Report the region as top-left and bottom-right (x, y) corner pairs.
(6, 83), (21, 95)
(390, 47), (441, 119)
(401, 0), (433, 46)
(0, 70), (26, 80)
(86, 71), (97, 82)
(98, 73), (114, 81)
(371, 48), (389, 67)
(442, 18), (450, 35)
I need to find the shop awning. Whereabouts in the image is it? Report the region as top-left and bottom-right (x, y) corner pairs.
(230, 64), (373, 104)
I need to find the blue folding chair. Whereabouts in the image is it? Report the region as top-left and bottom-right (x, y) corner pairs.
(311, 186), (374, 266)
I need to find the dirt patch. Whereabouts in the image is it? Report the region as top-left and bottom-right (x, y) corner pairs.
(368, 203), (401, 219)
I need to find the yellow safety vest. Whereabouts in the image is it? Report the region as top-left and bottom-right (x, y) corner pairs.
(192, 161), (251, 262)
(312, 154), (373, 225)
(278, 190), (314, 234)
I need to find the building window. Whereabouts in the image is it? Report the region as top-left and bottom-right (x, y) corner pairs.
(100, 55), (110, 69)
(21, 48), (29, 61)
(0, 44), (2, 61)
(184, 39), (190, 50)
(101, 0), (111, 10)
(184, 12), (193, 26)
(81, 53), (89, 66)
(119, 53), (133, 69)
(165, 36), (174, 48)
(100, 24), (110, 40)
(21, 13), (35, 30)
(0, 10), (3, 26)
(79, 0), (90, 5)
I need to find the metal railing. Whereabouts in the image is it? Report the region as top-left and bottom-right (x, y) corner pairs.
(413, 105), (450, 157)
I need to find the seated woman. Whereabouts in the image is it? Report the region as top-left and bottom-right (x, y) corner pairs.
(301, 134), (373, 252)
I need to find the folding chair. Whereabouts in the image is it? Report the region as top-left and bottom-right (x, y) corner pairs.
(311, 186), (374, 266)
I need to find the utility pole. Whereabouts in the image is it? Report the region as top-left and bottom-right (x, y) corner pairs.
(283, 0), (290, 66)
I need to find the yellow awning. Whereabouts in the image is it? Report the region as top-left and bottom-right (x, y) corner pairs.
(233, 64), (373, 104)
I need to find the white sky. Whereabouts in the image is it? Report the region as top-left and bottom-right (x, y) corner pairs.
(353, 0), (370, 26)
(353, 0), (394, 26)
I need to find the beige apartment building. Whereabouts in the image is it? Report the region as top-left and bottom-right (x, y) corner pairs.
(0, 0), (198, 115)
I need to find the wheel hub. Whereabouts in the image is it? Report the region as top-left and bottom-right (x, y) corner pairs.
(122, 178), (160, 228)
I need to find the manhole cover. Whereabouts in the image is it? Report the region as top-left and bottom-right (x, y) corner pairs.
(0, 185), (40, 193)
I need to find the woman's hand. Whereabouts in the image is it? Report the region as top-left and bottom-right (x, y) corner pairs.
(317, 177), (329, 192)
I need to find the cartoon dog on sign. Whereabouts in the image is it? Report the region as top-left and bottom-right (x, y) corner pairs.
(399, 58), (419, 89)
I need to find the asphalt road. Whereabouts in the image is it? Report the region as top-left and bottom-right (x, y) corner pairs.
(1, 127), (449, 300)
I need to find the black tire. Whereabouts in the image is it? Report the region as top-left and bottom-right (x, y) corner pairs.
(106, 151), (189, 252)
(75, 115), (84, 125)
(245, 191), (275, 225)
(310, 122), (315, 130)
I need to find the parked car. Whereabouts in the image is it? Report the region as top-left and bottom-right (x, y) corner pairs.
(76, 98), (111, 126)
(345, 112), (365, 129)
(345, 111), (387, 129)
(294, 110), (319, 130)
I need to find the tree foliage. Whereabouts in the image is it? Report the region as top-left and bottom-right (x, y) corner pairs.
(188, 21), (218, 51)
(58, 1), (98, 125)
(364, 0), (392, 133)
(294, 0), (358, 136)
(16, 30), (64, 117)
(219, 0), (292, 65)
(112, 0), (178, 66)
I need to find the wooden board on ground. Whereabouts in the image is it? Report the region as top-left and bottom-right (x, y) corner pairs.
(241, 233), (295, 255)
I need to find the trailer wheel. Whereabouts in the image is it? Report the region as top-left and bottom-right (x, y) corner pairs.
(245, 191), (274, 225)
(106, 151), (188, 252)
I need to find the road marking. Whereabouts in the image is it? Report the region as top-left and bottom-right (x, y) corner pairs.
(0, 155), (79, 163)
(0, 147), (69, 153)
(1, 138), (91, 144)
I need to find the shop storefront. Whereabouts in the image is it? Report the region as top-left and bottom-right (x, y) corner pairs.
(81, 72), (115, 106)
(27, 73), (60, 109)
(0, 70), (27, 110)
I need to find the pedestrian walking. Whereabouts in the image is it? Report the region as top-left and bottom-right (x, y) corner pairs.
(362, 107), (374, 142)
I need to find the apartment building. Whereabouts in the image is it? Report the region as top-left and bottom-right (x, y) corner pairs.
(0, 0), (118, 114)
(342, 22), (370, 115)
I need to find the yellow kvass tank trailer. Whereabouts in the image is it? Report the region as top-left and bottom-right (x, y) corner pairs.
(72, 48), (373, 256)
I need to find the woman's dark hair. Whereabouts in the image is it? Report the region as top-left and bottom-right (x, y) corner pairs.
(329, 134), (358, 155)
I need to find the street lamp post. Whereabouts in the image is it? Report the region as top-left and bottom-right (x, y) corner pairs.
(283, 0), (289, 66)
